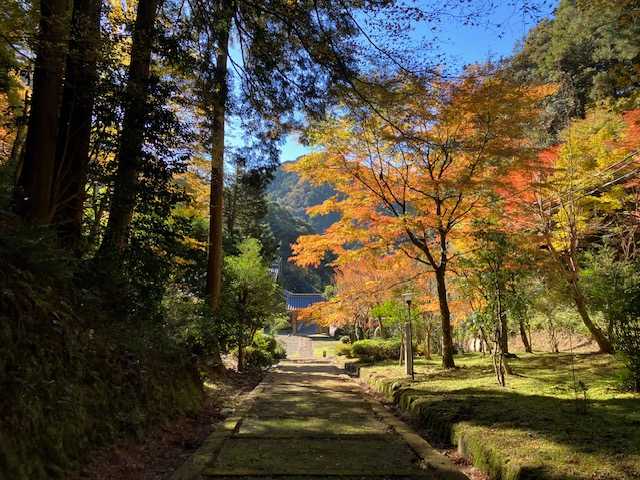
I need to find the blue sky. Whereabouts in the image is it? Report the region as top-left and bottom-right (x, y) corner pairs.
(232, 1), (556, 163)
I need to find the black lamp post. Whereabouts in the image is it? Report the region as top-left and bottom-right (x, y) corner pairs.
(402, 292), (414, 380)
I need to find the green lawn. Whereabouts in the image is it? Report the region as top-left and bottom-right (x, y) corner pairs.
(310, 338), (340, 359)
(360, 353), (639, 480)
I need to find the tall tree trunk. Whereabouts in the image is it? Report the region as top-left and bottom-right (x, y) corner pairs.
(519, 317), (532, 353)
(569, 279), (614, 353)
(205, 0), (232, 312)
(99, 0), (161, 257)
(15, 0), (70, 223)
(435, 267), (455, 369)
(53, 0), (101, 251)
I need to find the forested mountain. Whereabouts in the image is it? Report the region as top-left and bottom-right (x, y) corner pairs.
(264, 163), (338, 292)
(266, 202), (334, 293)
(267, 163), (339, 233)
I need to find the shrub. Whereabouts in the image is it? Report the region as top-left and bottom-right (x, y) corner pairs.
(253, 331), (277, 352)
(243, 346), (275, 369)
(238, 332), (287, 370)
(351, 338), (402, 362)
(335, 343), (352, 357)
(274, 342), (287, 360)
(340, 335), (351, 344)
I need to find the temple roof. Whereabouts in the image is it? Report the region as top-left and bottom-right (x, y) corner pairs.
(284, 290), (325, 311)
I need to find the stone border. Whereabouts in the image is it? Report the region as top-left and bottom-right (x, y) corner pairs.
(345, 372), (469, 480)
(170, 371), (273, 480)
(360, 373), (525, 480)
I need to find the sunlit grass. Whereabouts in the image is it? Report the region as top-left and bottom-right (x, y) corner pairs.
(361, 353), (639, 479)
(311, 339), (340, 359)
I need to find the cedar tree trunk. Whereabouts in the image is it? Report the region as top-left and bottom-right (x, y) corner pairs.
(100, 0), (161, 257)
(53, 0), (101, 249)
(16, 0), (70, 223)
(205, 0), (232, 312)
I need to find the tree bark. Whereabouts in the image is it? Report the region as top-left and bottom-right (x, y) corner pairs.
(205, 0), (233, 312)
(496, 286), (509, 354)
(8, 90), (29, 173)
(435, 267), (456, 368)
(15, 0), (70, 223)
(424, 323), (432, 360)
(570, 280), (614, 353)
(519, 317), (532, 353)
(99, 0), (161, 257)
(53, 0), (101, 250)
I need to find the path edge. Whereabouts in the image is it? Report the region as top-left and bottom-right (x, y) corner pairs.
(169, 369), (273, 480)
(348, 371), (470, 480)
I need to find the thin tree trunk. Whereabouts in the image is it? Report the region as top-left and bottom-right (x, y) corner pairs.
(53, 0), (101, 251)
(99, 0), (161, 257)
(496, 287), (509, 354)
(205, 0), (233, 312)
(570, 279), (614, 353)
(519, 317), (532, 353)
(15, 0), (70, 223)
(435, 267), (455, 369)
(546, 314), (559, 353)
(424, 323), (432, 360)
(479, 325), (491, 355)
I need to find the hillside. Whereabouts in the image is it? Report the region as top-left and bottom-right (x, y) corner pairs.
(265, 202), (334, 293)
(267, 163), (339, 233)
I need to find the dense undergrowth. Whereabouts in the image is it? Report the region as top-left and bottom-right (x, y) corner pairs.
(0, 225), (204, 479)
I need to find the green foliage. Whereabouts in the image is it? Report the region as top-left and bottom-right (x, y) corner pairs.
(239, 332), (287, 370)
(266, 201), (333, 292)
(0, 226), (202, 480)
(582, 247), (640, 390)
(268, 164), (339, 233)
(511, 0), (640, 135)
(224, 157), (279, 260)
(351, 339), (402, 362)
(222, 238), (286, 364)
(339, 335), (351, 344)
(335, 343), (353, 357)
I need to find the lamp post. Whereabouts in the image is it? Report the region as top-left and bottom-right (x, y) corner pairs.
(402, 292), (414, 380)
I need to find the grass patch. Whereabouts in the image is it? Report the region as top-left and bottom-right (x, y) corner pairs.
(361, 353), (640, 480)
(311, 339), (340, 359)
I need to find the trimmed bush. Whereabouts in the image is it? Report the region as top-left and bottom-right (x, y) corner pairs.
(351, 338), (402, 362)
(340, 335), (351, 344)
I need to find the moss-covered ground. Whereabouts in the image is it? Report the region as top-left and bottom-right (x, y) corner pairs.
(199, 358), (466, 479)
(360, 353), (639, 480)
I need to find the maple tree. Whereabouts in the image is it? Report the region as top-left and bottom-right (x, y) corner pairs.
(502, 108), (640, 353)
(290, 68), (549, 368)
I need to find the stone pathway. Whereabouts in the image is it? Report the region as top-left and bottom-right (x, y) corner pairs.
(276, 335), (314, 359)
(173, 339), (467, 480)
